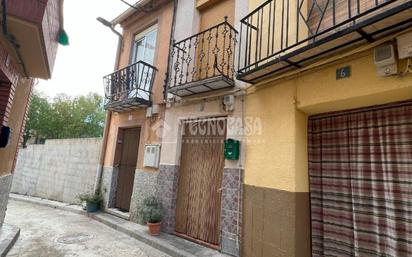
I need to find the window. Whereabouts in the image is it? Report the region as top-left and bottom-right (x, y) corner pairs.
(127, 25), (158, 101)
(131, 25), (158, 65)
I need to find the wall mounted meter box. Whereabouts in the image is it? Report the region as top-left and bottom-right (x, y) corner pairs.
(223, 95), (235, 112)
(143, 144), (161, 168)
(397, 32), (412, 59)
(224, 139), (240, 160)
(373, 44), (397, 76)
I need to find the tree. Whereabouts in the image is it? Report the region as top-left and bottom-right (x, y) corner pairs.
(24, 91), (52, 144)
(24, 91), (105, 145)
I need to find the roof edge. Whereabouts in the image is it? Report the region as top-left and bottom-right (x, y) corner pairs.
(111, 0), (152, 25)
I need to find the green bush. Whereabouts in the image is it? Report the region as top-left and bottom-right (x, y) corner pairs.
(139, 196), (164, 223)
(77, 192), (103, 205)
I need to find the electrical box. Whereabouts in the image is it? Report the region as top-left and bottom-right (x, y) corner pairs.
(146, 107), (153, 118)
(224, 139), (240, 160)
(223, 95), (235, 112)
(146, 105), (160, 117)
(374, 44), (397, 76)
(143, 144), (161, 168)
(151, 104), (160, 115)
(397, 32), (412, 59)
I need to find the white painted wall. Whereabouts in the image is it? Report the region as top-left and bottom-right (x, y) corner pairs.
(160, 96), (245, 169)
(162, 0), (250, 169)
(173, 0), (200, 42)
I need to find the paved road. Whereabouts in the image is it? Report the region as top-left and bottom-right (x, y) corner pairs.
(5, 200), (170, 257)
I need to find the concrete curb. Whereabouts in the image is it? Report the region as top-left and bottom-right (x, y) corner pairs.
(9, 194), (86, 215)
(0, 223), (20, 257)
(90, 213), (193, 257)
(9, 194), (229, 257)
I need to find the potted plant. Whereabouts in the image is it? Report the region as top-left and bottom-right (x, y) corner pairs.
(77, 192), (103, 213)
(139, 196), (164, 236)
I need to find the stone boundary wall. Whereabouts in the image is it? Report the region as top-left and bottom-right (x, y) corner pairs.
(11, 138), (102, 204)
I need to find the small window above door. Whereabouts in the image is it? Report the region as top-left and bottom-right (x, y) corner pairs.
(131, 25), (158, 65)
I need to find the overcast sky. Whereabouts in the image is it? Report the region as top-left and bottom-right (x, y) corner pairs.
(36, 0), (129, 97)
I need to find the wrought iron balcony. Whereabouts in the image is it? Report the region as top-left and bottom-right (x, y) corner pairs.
(168, 18), (238, 97)
(104, 61), (157, 112)
(237, 0), (412, 83)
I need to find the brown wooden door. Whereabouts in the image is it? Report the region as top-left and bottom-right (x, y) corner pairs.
(115, 127), (140, 211)
(175, 119), (226, 245)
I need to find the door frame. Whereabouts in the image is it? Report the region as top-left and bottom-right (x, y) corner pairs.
(108, 125), (142, 211)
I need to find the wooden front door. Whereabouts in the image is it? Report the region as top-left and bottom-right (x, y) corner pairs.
(115, 127), (140, 211)
(175, 119), (226, 245)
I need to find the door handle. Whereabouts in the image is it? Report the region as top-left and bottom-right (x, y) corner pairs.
(217, 187), (223, 192)
(114, 163), (120, 167)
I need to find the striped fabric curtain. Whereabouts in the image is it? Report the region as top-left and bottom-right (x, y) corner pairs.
(308, 101), (412, 257)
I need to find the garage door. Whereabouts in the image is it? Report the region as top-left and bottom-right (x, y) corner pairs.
(308, 101), (412, 257)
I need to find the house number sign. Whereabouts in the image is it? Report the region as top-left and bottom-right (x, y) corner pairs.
(336, 66), (351, 80)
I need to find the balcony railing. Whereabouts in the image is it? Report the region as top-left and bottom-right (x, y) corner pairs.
(104, 61), (157, 112)
(168, 18), (238, 97)
(238, 0), (412, 83)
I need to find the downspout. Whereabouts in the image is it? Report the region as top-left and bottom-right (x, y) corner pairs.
(1, 0), (29, 78)
(93, 110), (112, 194)
(113, 33), (123, 70)
(163, 0), (178, 101)
(93, 27), (123, 195)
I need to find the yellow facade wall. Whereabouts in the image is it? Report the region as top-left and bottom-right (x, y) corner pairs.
(245, 80), (308, 192)
(297, 51), (412, 114)
(245, 49), (412, 193)
(198, 0), (235, 30)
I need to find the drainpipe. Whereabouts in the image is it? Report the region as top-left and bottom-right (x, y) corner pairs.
(163, 0), (178, 101)
(113, 35), (122, 71)
(96, 17), (123, 71)
(93, 19), (123, 194)
(93, 110), (112, 194)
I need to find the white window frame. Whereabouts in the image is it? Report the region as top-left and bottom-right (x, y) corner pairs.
(131, 24), (158, 65)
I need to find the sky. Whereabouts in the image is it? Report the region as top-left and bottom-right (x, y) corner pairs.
(36, 0), (129, 97)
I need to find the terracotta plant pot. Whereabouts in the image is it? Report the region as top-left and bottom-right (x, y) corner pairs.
(147, 222), (161, 236)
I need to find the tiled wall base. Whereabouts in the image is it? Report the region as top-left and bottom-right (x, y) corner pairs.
(0, 174), (13, 228)
(156, 164), (179, 233)
(100, 167), (118, 209)
(242, 185), (311, 257)
(129, 170), (158, 224)
(221, 168), (243, 257)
